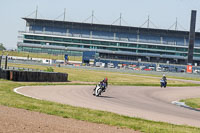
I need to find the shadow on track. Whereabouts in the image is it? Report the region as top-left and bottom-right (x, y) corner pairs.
(97, 95), (115, 99)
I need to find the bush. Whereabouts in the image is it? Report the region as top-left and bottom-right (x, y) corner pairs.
(46, 67), (54, 72)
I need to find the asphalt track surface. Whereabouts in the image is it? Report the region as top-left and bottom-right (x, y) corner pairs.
(16, 84), (200, 128)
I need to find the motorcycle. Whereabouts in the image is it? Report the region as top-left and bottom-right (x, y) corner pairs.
(160, 79), (167, 88)
(93, 83), (103, 96)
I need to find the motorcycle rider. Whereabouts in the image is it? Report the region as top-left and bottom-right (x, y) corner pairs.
(102, 78), (108, 92)
(161, 74), (167, 87)
(93, 78), (108, 95)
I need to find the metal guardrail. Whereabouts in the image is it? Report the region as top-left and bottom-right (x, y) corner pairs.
(3, 66), (43, 72)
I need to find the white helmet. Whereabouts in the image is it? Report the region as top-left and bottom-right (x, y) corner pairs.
(163, 74), (165, 76)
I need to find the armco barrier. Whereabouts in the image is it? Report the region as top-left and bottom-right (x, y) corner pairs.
(0, 69), (68, 82)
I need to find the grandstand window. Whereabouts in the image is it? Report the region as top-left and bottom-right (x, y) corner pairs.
(175, 53), (181, 56)
(35, 36), (45, 40)
(119, 43), (128, 47)
(53, 37), (63, 42)
(72, 39), (81, 43)
(91, 40), (101, 45)
(97, 46), (103, 49)
(40, 42), (46, 45)
(44, 37), (53, 41)
(24, 47), (33, 52)
(166, 47), (176, 51)
(110, 42), (117, 46)
(165, 52), (175, 55)
(32, 48), (41, 53)
(84, 45), (90, 48)
(51, 49), (61, 55)
(194, 49), (200, 53)
(63, 38), (72, 42)
(24, 35), (34, 39)
(82, 40), (90, 44)
(176, 47), (187, 52)
(74, 44), (82, 48)
(128, 44), (137, 48)
(107, 47), (117, 51)
(180, 53), (187, 56)
(148, 45), (157, 49)
(194, 54), (200, 57)
(157, 46), (165, 50)
(24, 40), (40, 44)
(119, 48), (136, 52)
(41, 48), (48, 53)
(49, 43), (58, 46)
(101, 41), (109, 46)
(138, 50), (147, 53)
(138, 44), (147, 48)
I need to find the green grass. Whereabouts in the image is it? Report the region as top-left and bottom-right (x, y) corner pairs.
(1, 62), (200, 132)
(180, 98), (200, 109)
(0, 80), (200, 133)
(0, 51), (82, 61)
(6, 63), (200, 87)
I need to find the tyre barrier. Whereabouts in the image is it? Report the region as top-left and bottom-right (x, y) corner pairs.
(0, 68), (68, 82)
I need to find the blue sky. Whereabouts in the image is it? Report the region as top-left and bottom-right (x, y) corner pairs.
(0, 0), (200, 49)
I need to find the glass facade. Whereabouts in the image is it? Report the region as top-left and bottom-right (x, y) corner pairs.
(17, 18), (200, 64)
(21, 34), (200, 58)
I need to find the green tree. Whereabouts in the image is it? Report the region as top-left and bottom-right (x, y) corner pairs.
(0, 43), (6, 51)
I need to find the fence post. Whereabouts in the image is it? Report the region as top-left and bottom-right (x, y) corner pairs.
(0, 55), (2, 69)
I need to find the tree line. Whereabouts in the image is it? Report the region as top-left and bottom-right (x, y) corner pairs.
(0, 43), (6, 51)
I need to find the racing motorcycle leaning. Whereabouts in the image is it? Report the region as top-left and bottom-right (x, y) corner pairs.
(93, 83), (105, 96)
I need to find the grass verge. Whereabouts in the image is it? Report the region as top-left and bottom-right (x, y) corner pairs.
(6, 63), (200, 87)
(180, 98), (200, 109)
(0, 80), (200, 133)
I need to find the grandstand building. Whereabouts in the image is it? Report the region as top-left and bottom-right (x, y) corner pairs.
(17, 18), (200, 65)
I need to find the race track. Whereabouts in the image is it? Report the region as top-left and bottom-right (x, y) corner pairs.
(16, 85), (200, 127)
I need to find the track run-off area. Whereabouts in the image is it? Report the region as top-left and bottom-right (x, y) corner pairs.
(15, 80), (200, 128)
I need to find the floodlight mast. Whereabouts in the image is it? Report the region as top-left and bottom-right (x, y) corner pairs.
(64, 8), (66, 21)
(187, 10), (197, 65)
(35, 6), (38, 19)
(92, 10), (94, 24)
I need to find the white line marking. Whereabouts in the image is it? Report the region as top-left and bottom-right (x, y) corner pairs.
(171, 100), (189, 108)
(14, 86), (42, 100)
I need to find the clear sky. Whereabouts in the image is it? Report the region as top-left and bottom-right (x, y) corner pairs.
(0, 0), (200, 49)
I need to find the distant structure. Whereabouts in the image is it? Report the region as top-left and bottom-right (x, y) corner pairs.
(187, 10), (197, 65)
(17, 11), (200, 65)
